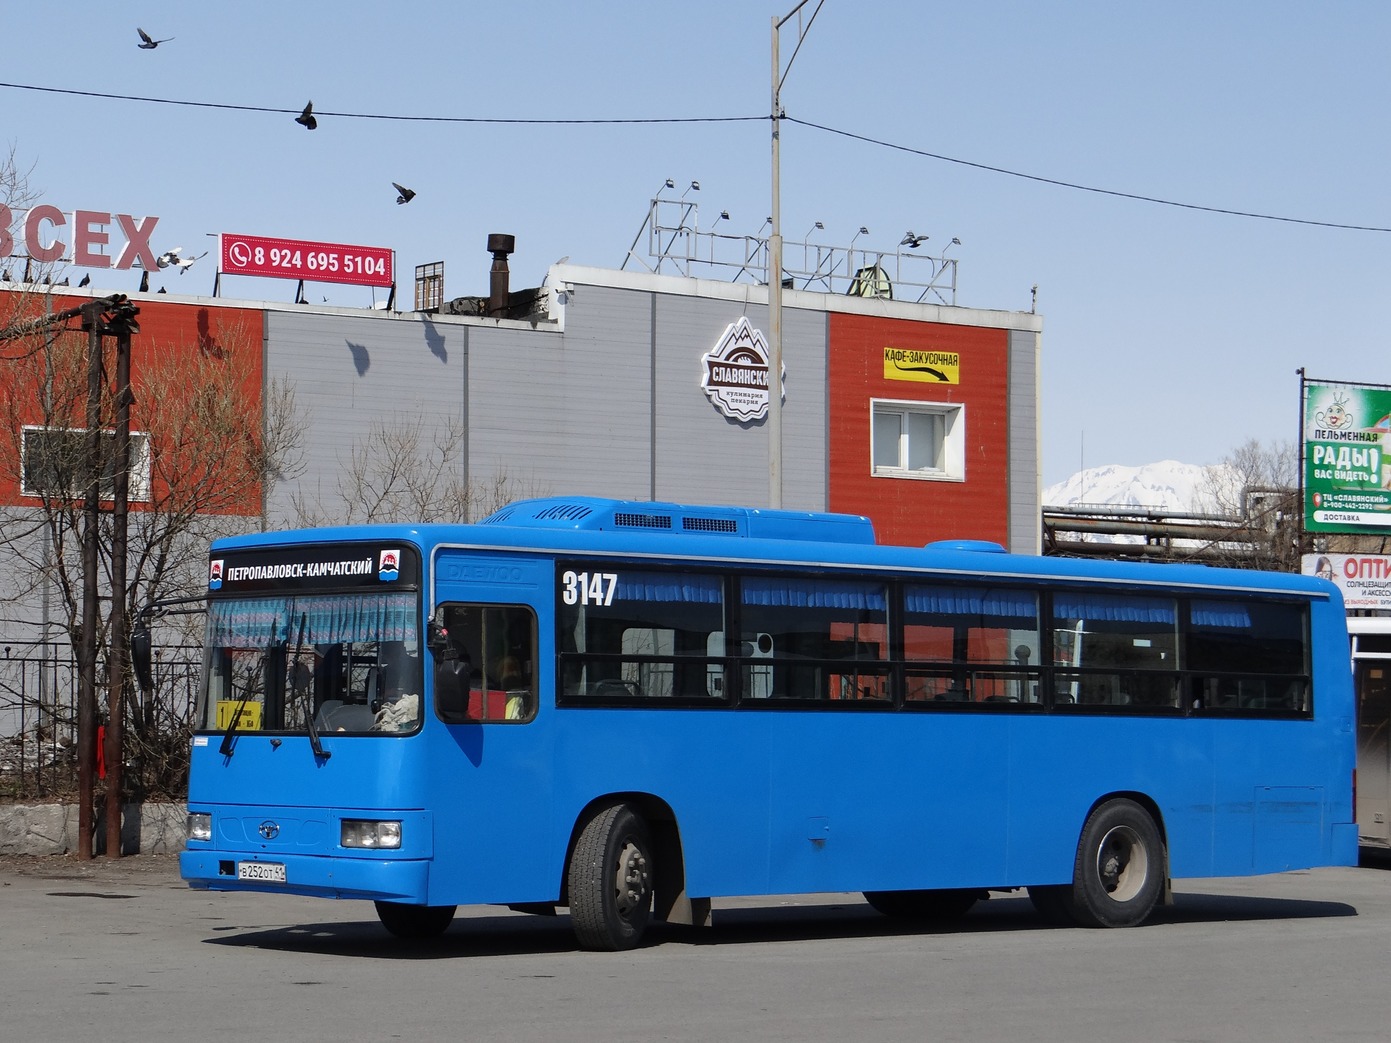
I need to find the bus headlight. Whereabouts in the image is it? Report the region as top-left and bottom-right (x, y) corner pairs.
(186, 812), (212, 842)
(341, 819), (402, 849)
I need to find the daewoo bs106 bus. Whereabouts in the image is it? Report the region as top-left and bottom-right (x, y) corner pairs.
(173, 496), (1356, 950)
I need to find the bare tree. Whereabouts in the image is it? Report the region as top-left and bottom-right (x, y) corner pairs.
(288, 414), (542, 527)
(1194, 438), (1302, 571)
(1, 148), (68, 342)
(0, 316), (304, 809)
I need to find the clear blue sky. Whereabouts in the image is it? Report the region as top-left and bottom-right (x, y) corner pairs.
(4, 1), (1388, 487)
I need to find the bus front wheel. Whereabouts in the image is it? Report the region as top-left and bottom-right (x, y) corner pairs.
(568, 803), (654, 951)
(1069, 798), (1164, 928)
(374, 901), (457, 939)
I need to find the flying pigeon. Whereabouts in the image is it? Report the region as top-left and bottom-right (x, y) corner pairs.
(173, 251), (207, 274)
(157, 247), (206, 273)
(393, 182), (416, 205)
(139, 270), (150, 293)
(295, 101), (317, 130)
(137, 28), (173, 49)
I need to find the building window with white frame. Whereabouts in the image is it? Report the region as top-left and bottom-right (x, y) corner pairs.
(870, 400), (964, 481)
(20, 426), (152, 501)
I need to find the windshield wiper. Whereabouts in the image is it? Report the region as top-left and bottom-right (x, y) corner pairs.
(294, 612), (331, 760)
(220, 623), (278, 758)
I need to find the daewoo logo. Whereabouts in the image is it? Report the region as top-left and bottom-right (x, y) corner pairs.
(258, 821), (280, 840)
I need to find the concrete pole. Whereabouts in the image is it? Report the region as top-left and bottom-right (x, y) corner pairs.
(768, 14), (784, 509)
(104, 317), (134, 858)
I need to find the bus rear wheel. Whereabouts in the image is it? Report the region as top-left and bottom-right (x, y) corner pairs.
(863, 888), (982, 920)
(1069, 798), (1164, 928)
(568, 803), (654, 951)
(374, 901), (457, 939)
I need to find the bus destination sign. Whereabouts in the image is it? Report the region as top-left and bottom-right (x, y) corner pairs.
(208, 543), (420, 593)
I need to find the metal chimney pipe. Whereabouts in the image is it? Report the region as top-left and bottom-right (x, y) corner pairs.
(487, 233), (515, 317)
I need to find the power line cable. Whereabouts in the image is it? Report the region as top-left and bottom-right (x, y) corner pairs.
(0, 81), (762, 125)
(4, 79), (1388, 233)
(785, 116), (1391, 233)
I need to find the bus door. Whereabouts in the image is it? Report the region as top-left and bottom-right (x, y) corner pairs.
(429, 553), (552, 902)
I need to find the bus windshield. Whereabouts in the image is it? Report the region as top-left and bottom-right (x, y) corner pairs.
(200, 590), (421, 735)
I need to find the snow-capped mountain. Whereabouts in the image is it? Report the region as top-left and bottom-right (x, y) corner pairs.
(1043, 460), (1227, 513)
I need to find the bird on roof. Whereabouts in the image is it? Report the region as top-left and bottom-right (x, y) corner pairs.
(78, 273), (91, 287)
(392, 182), (416, 205)
(295, 101), (317, 130)
(137, 28), (173, 49)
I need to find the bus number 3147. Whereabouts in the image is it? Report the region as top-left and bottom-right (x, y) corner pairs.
(561, 571), (618, 607)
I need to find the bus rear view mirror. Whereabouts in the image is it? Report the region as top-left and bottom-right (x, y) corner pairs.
(131, 623), (155, 694)
(435, 659), (470, 723)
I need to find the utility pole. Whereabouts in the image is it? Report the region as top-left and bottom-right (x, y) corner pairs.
(77, 301), (103, 860)
(103, 301), (139, 858)
(769, 0), (822, 509)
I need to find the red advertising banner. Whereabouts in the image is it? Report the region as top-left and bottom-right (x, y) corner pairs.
(219, 233), (394, 288)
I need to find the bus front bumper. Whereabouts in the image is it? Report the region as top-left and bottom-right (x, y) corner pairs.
(180, 848), (430, 902)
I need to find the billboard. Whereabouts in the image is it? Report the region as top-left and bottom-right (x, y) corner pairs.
(219, 233), (393, 288)
(1301, 552), (1391, 611)
(1303, 379), (1391, 534)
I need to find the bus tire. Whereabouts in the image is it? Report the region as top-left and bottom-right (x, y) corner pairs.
(863, 888), (982, 920)
(1069, 798), (1164, 928)
(568, 803), (654, 951)
(374, 901), (457, 939)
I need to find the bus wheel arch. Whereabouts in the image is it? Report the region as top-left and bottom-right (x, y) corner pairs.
(1070, 794), (1168, 928)
(564, 794), (700, 950)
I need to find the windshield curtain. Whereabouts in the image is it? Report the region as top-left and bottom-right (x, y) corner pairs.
(208, 592), (416, 649)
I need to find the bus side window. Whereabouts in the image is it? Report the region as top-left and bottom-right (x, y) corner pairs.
(432, 603), (537, 723)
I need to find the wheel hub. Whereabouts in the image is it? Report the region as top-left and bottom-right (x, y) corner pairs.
(1096, 824), (1147, 901)
(614, 839), (650, 917)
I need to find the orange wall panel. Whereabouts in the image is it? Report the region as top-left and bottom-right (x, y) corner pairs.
(827, 313), (1010, 547)
(0, 293), (265, 514)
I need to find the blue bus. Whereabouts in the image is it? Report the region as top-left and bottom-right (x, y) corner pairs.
(176, 496), (1357, 949)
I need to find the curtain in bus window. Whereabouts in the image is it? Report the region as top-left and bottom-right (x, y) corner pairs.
(905, 585), (1036, 624)
(1190, 600), (1253, 629)
(1052, 592), (1176, 624)
(612, 574), (723, 604)
(208, 593), (417, 649)
(740, 577), (887, 611)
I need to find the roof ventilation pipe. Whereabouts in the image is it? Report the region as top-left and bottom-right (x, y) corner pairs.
(487, 233), (515, 317)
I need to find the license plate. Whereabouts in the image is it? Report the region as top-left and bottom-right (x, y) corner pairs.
(237, 861), (286, 883)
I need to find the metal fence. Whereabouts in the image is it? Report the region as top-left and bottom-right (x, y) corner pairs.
(0, 641), (201, 801)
